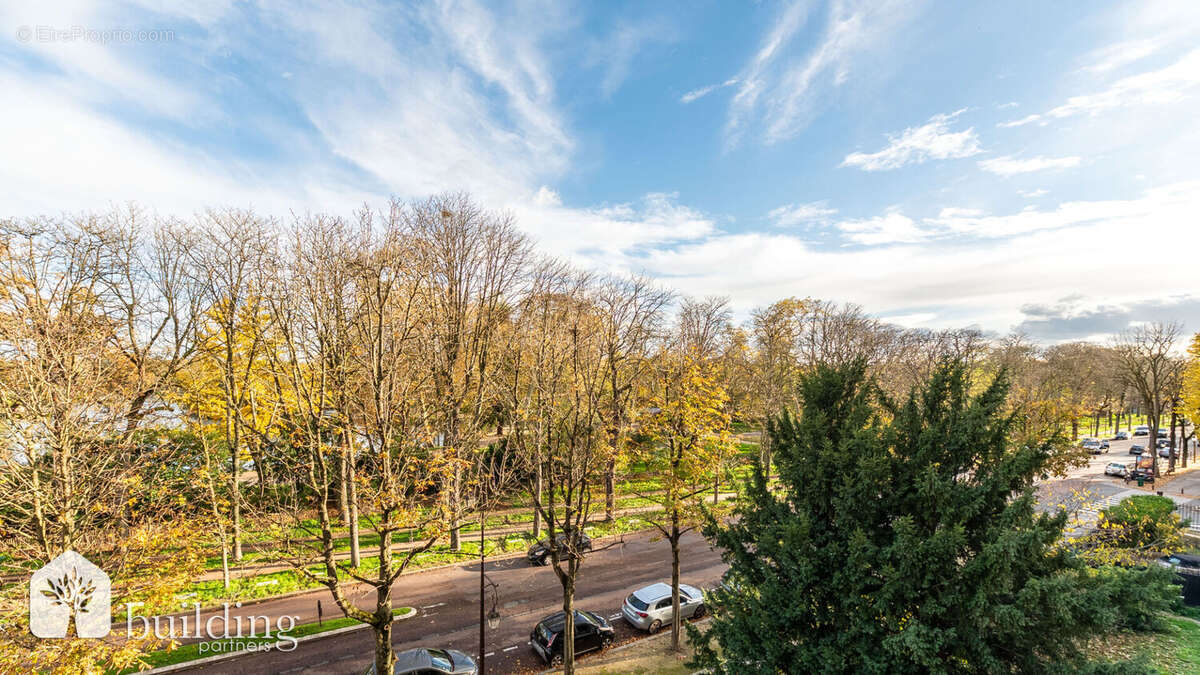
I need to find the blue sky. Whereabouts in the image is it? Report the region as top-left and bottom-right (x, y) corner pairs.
(3, 1), (1199, 341)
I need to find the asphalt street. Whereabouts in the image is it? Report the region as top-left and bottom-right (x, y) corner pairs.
(179, 529), (726, 674)
(170, 431), (1199, 675)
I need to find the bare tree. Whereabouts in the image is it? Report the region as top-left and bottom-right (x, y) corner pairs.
(1113, 322), (1182, 480)
(189, 209), (276, 561)
(407, 193), (532, 548)
(265, 209), (446, 674)
(594, 274), (671, 521)
(500, 263), (610, 674)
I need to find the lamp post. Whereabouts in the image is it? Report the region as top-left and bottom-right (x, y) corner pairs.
(479, 507), (500, 673)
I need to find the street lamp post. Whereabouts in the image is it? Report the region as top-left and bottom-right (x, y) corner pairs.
(479, 507), (500, 673)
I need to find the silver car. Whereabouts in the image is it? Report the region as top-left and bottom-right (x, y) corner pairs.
(621, 582), (706, 632)
(363, 648), (477, 675)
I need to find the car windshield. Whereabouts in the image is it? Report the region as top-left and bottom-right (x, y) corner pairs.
(427, 649), (452, 671)
(627, 594), (648, 611)
(537, 622), (556, 643)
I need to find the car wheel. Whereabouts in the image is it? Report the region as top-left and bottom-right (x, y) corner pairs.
(693, 604), (706, 619)
(602, 635), (613, 649)
(549, 653), (563, 667)
(648, 620), (662, 633)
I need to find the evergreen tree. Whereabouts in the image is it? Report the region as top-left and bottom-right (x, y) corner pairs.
(690, 361), (1175, 674)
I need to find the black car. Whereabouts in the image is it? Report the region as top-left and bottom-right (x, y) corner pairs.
(1129, 444), (1146, 455)
(1129, 468), (1155, 481)
(530, 610), (614, 666)
(527, 532), (592, 565)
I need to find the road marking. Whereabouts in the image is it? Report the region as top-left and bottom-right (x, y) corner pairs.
(484, 651), (495, 657)
(609, 613), (621, 620)
(421, 602), (446, 609)
(502, 645), (519, 652)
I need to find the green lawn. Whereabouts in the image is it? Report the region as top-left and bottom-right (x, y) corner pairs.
(1089, 615), (1200, 673)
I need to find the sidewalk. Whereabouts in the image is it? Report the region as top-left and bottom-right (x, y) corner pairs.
(1155, 462), (1200, 499)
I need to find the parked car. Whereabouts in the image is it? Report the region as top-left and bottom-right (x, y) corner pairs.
(527, 532), (592, 565)
(1104, 462), (1129, 477)
(1129, 467), (1155, 481)
(622, 582), (707, 633)
(363, 648), (477, 675)
(1158, 446), (1178, 459)
(1157, 428), (1169, 439)
(1129, 444), (1146, 455)
(1114, 431), (1131, 441)
(1081, 439), (1102, 454)
(1158, 553), (1200, 572)
(530, 610), (614, 666)
(1133, 425), (1150, 437)
(718, 569), (743, 594)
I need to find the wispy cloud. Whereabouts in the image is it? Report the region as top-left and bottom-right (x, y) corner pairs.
(979, 155), (1081, 176)
(841, 110), (981, 171)
(1000, 49), (1200, 127)
(725, 0), (813, 146)
(1018, 188), (1050, 198)
(590, 19), (677, 98)
(725, 0), (924, 147)
(680, 78), (739, 104)
(767, 201), (837, 227)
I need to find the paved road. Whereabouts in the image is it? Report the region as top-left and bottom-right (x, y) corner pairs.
(181, 529), (726, 674)
(1035, 433), (1200, 533)
(171, 432), (1198, 675)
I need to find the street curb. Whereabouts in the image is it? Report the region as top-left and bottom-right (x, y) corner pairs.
(141, 606), (417, 674)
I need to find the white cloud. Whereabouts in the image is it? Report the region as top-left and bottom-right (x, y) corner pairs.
(767, 201), (837, 227)
(680, 78), (739, 104)
(978, 155), (1081, 176)
(841, 110), (981, 171)
(1083, 38), (1163, 73)
(1000, 49), (1200, 127)
(626, 181), (1200, 335)
(725, 0), (923, 146)
(1018, 188), (1050, 198)
(834, 211), (926, 245)
(590, 19), (676, 98)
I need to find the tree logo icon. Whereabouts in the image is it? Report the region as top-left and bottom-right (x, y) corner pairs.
(29, 551), (111, 639)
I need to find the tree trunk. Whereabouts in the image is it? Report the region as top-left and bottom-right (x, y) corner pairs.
(1169, 408), (1178, 473)
(372, 621), (394, 674)
(339, 449), (350, 527)
(670, 519), (682, 652)
(604, 458), (616, 522)
(347, 438), (361, 567)
(230, 440), (242, 561)
(562, 576), (576, 675)
(449, 471), (461, 552)
(533, 464), (542, 538)
(1071, 419), (1078, 441)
